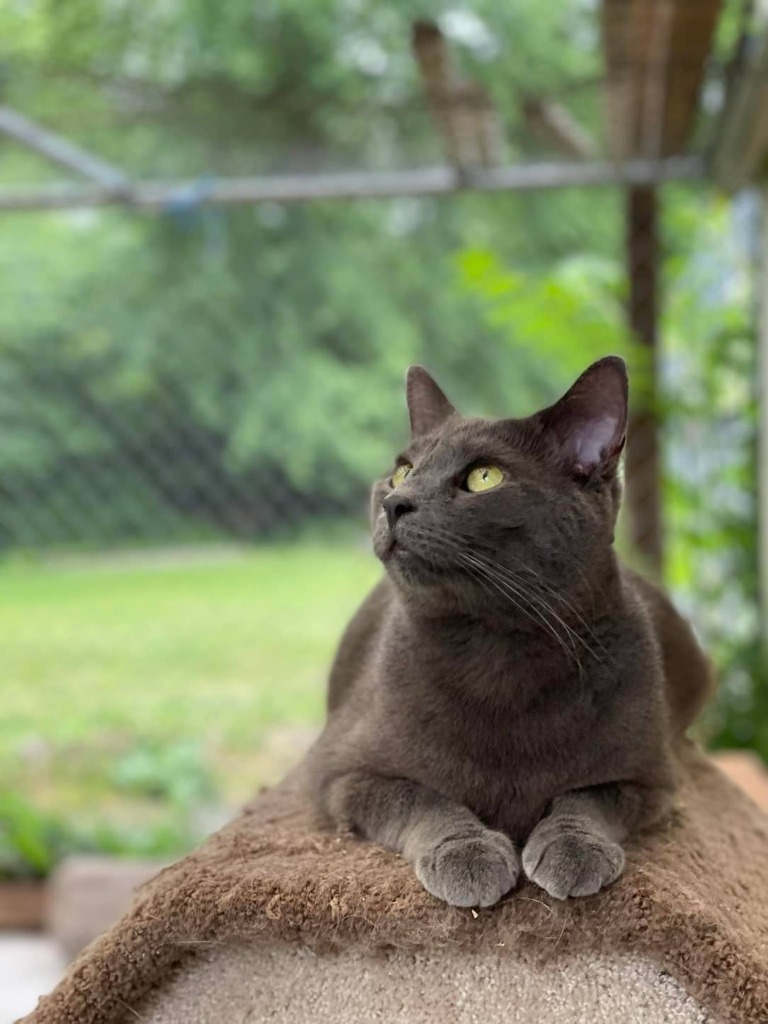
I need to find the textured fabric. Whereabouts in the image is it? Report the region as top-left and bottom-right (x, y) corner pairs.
(135, 945), (714, 1024)
(21, 745), (768, 1024)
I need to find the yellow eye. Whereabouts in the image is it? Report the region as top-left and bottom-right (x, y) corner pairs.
(466, 465), (504, 493)
(390, 463), (413, 488)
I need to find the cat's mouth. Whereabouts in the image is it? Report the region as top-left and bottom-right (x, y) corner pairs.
(379, 533), (408, 562)
(379, 533), (449, 582)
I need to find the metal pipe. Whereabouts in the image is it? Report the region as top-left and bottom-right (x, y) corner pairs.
(0, 157), (706, 212)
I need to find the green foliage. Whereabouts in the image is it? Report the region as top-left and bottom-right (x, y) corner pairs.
(0, 791), (201, 879)
(454, 246), (642, 406)
(0, 729), (221, 880)
(0, 1), (604, 176)
(0, 794), (62, 879)
(0, 727), (221, 880)
(109, 740), (218, 807)
(662, 188), (765, 755)
(0, 189), (624, 548)
(0, 0), (625, 547)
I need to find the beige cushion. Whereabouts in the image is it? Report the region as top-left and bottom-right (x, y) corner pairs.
(137, 945), (712, 1024)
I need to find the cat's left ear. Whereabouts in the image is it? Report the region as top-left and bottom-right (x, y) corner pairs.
(538, 356), (628, 481)
(406, 366), (457, 437)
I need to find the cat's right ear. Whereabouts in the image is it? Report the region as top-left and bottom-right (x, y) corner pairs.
(536, 356), (628, 482)
(406, 366), (457, 437)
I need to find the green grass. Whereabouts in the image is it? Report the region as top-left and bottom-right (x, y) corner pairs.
(0, 542), (380, 822)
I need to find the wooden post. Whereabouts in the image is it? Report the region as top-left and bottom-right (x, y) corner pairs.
(625, 185), (663, 577)
(411, 21), (502, 172)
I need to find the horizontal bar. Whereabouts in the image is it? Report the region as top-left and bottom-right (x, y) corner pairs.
(0, 157), (706, 212)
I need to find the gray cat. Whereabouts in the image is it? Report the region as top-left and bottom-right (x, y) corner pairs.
(307, 358), (713, 906)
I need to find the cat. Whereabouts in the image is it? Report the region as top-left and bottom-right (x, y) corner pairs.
(306, 357), (713, 907)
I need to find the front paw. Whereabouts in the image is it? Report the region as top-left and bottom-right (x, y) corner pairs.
(415, 830), (520, 907)
(522, 819), (624, 900)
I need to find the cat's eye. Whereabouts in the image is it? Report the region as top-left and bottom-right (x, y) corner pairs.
(390, 463), (413, 488)
(466, 465), (504, 493)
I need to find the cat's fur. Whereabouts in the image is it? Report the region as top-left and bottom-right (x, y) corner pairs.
(307, 358), (713, 906)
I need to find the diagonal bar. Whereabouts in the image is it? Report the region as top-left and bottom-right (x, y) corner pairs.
(0, 106), (131, 191)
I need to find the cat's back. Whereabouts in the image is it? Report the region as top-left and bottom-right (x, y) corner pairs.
(326, 576), (394, 713)
(620, 564), (714, 736)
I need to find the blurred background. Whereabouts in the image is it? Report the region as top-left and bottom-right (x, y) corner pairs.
(2, 0), (768, 1016)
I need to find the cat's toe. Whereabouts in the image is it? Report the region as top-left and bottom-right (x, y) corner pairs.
(416, 830), (520, 907)
(522, 823), (624, 900)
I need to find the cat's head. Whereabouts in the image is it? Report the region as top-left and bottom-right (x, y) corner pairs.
(371, 358), (628, 612)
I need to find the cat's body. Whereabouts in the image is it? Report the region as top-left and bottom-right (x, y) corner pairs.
(307, 359), (713, 906)
(320, 566), (708, 845)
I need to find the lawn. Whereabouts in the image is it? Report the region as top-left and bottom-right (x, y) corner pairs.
(0, 542), (380, 856)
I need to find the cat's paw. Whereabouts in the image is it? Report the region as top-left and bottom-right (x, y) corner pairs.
(415, 830), (520, 907)
(522, 819), (624, 900)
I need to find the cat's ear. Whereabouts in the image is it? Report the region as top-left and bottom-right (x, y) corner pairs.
(538, 356), (628, 481)
(406, 366), (457, 437)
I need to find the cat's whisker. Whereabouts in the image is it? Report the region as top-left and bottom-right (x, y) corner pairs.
(456, 552), (565, 648)
(458, 548), (601, 672)
(401, 521), (599, 668)
(458, 552), (579, 667)
(487, 569), (597, 667)
(406, 523), (570, 642)
(487, 557), (605, 663)
(445, 537), (601, 664)
(459, 558), (507, 610)
(469, 538), (601, 636)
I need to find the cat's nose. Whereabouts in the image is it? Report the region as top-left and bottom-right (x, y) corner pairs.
(384, 495), (416, 529)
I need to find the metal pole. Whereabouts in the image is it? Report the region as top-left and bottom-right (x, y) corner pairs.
(0, 157), (705, 213)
